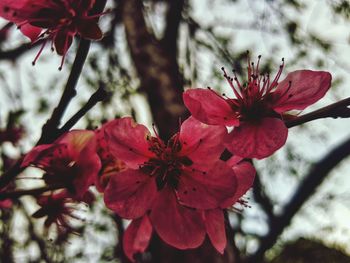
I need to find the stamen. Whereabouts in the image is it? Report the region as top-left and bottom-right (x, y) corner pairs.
(32, 39), (48, 66)
(268, 57), (285, 92)
(207, 86), (227, 101)
(221, 67), (243, 101)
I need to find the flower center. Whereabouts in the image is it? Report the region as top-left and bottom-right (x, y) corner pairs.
(140, 135), (192, 190)
(222, 54), (285, 122)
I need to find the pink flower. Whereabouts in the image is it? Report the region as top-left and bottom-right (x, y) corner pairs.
(183, 57), (332, 159)
(103, 117), (255, 260)
(22, 130), (101, 198)
(95, 124), (126, 192)
(32, 189), (94, 234)
(0, 0), (104, 69)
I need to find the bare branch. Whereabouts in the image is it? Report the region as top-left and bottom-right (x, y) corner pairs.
(0, 184), (64, 200)
(286, 97), (350, 128)
(59, 83), (108, 134)
(246, 135), (350, 263)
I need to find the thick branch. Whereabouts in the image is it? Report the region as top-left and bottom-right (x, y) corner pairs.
(122, 0), (187, 140)
(246, 135), (350, 263)
(161, 0), (185, 56)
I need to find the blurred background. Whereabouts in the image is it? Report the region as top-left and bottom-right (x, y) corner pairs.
(0, 0), (350, 262)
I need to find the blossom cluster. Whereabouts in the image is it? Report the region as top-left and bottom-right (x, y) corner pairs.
(0, 0), (104, 69)
(16, 57), (331, 261)
(0, 1), (333, 261)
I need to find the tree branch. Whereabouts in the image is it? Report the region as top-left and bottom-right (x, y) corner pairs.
(285, 97), (350, 128)
(252, 173), (275, 219)
(0, 41), (42, 60)
(0, 184), (64, 200)
(36, 38), (92, 145)
(59, 83), (108, 134)
(122, 0), (187, 140)
(161, 0), (185, 56)
(246, 135), (350, 263)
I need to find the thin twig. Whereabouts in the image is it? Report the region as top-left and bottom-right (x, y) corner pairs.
(59, 83), (108, 134)
(37, 39), (92, 145)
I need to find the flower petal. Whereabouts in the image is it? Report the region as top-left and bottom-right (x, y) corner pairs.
(58, 130), (96, 154)
(176, 161), (236, 209)
(19, 24), (41, 42)
(226, 155), (243, 167)
(221, 161), (256, 208)
(104, 169), (157, 219)
(74, 136), (101, 198)
(150, 187), (206, 249)
(77, 19), (103, 40)
(203, 209), (226, 254)
(21, 144), (56, 168)
(123, 215), (152, 262)
(104, 118), (155, 169)
(183, 89), (239, 126)
(225, 118), (288, 159)
(54, 30), (73, 56)
(179, 116), (227, 169)
(272, 70), (332, 113)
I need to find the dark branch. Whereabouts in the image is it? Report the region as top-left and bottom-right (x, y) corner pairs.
(252, 173), (275, 219)
(122, 0), (187, 140)
(36, 38), (92, 145)
(161, 0), (185, 56)
(0, 184), (64, 200)
(0, 41), (42, 60)
(246, 135), (350, 263)
(285, 97), (350, 128)
(59, 83), (108, 134)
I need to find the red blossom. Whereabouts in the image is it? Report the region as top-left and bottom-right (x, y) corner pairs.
(123, 215), (153, 262)
(22, 130), (101, 198)
(95, 124), (126, 192)
(103, 117), (255, 259)
(0, 0), (104, 69)
(183, 56), (332, 159)
(32, 189), (94, 234)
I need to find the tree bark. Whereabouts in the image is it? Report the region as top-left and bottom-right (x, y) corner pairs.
(122, 0), (187, 141)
